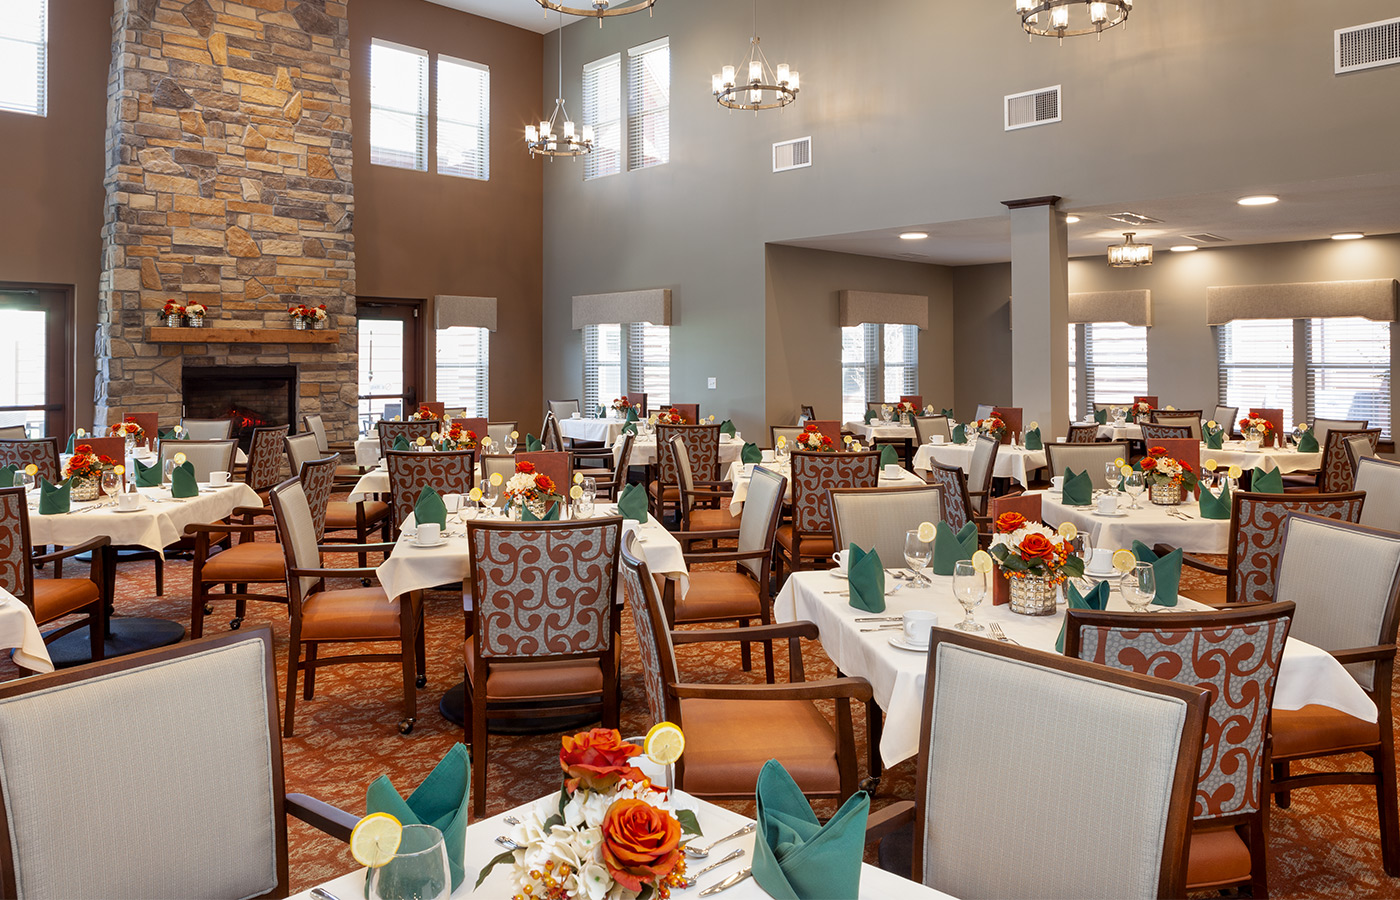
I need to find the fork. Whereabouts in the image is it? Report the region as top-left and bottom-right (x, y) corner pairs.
(989, 622), (1019, 645)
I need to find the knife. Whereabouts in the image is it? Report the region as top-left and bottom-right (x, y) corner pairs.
(698, 867), (753, 896)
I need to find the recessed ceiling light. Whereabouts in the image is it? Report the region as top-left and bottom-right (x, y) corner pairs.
(1332, 232), (1365, 241)
(1237, 195), (1280, 206)
(1064, 215), (1080, 224)
(899, 232), (929, 241)
(1170, 245), (1198, 253)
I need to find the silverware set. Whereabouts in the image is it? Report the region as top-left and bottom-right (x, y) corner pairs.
(1165, 507), (1194, 519)
(989, 622), (1019, 645)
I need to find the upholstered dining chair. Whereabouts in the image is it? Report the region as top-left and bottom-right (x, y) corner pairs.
(653, 423), (721, 521)
(486, 421), (517, 447)
(1139, 423), (1193, 442)
(0, 486), (108, 663)
(288, 432), (389, 566)
(626, 391), (648, 416)
(1321, 427), (1381, 492)
(480, 453), (516, 488)
(974, 404), (995, 420)
(1213, 405), (1239, 436)
(594, 431), (634, 502)
(831, 484), (943, 566)
(157, 438), (238, 481)
(1150, 409), (1204, 439)
(1045, 440), (1131, 493)
(540, 410), (565, 452)
(798, 404), (816, 423)
(1355, 456), (1400, 532)
(464, 517), (622, 817)
(913, 415), (951, 444)
(546, 399), (580, 421)
(1271, 513), (1400, 876)
(1065, 602), (1296, 896)
(243, 424), (289, 499)
(300, 414), (363, 482)
(0, 425), (26, 440)
(669, 435), (737, 541)
(1312, 417), (1368, 453)
(513, 450), (572, 496)
(1067, 423), (1100, 443)
(770, 425), (807, 448)
(965, 434), (1001, 516)
(376, 419), (437, 456)
(1346, 432), (1381, 482)
(621, 533), (874, 805)
(180, 417), (234, 440)
(285, 432), (323, 477)
(925, 461), (978, 533)
(866, 630), (1208, 899)
(384, 449), (476, 531)
(302, 412), (355, 454)
(0, 437), (60, 482)
(270, 477), (424, 737)
(775, 448), (879, 579)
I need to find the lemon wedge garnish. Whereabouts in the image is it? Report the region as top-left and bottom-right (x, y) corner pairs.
(776, 436), (787, 448)
(1119, 465), (1133, 477)
(916, 521), (936, 543)
(1112, 549), (1137, 573)
(114, 465), (125, 475)
(1203, 458), (1217, 472)
(489, 472), (504, 487)
(430, 432), (441, 442)
(1114, 457), (1126, 466)
(569, 485), (583, 500)
(24, 464), (37, 477)
(510, 431), (519, 439)
(1057, 522), (1078, 541)
(76, 428), (86, 437)
(644, 722), (686, 766)
(468, 487), (482, 502)
(415, 437), (427, 446)
(1028, 421), (1039, 430)
(350, 812), (402, 869)
(574, 472), (584, 484)
(173, 452), (187, 465)
(1227, 465), (1242, 479)
(971, 549), (994, 574)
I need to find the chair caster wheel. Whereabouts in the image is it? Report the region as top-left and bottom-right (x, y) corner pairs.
(203, 603), (213, 615)
(399, 719), (415, 735)
(416, 675), (427, 688)
(859, 776), (881, 795)
(229, 618), (242, 630)
(362, 578), (372, 587)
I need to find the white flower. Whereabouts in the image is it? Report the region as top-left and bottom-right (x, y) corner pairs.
(580, 861), (612, 900)
(579, 789), (615, 828)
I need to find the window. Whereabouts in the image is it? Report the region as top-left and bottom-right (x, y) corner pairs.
(582, 54), (622, 180)
(370, 40), (428, 171)
(627, 38), (669, 171)
(435, 326), (489, 416)
(1066, 325), (1078, 420)
(841, 324), (918, 423)
(1307, 317), (1390, 438)
(1217, 319), (1295, 429)
(0, 0), (46, 117)
(583, 324), (623, 413)
(1082, 322), (1148, 409)
(0, 286), (71, 436)
(437, 56), (489, 180)
(583, 323), (669, 411)
(628, 322), (670, 408)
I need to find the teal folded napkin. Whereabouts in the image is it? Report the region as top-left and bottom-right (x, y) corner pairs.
(1297, 428), (1319, 453)
(617, 482), (648, 523)
(170, 461), (198, 498)
(1132, 540), (1180, 607)
(597, 404), (606, 418)
(1205, 428), (1225, 450)
(133, 457), (162, 487)
(621, 422), (637, 436)
(752, 760), (869, 900)
(941, 408), (954, 418)
(522, 497), (561, 521)
(625, 407), (638, 423)
(393, 435), (411, 451)
(414, 486), (447, 527)
(863, 408), (877, 424)
(951, 424), (967, 444)
(1252, 466), (1284, 494)
(719, 419), (737, 437)
(878, 444), (898, 469)
(0, 464), (14, 488)
(846, 543), (885, 613)
(1024, 427), (1043, 450)
(38, 478), (70, 515)
(741, 442), (762, 464)
(159, 427), (177, 440)
(1056, 579), (1111, 653)
(1199, 480), (1231, 519)
(65, 433), (76, 453)
(526, 434), (544, 452)
(932, 520), (978, 576)
(1095, 409), (1107, 424)
(1061, 468), (1093, 506)
(367, 743), (471, 891)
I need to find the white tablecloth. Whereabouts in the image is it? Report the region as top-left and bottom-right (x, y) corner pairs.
(559, 417), (627, 446)
(354, 437), (380, 467)
(1206, 441), (1321, 475)
(1094, 423), (1144, 441)
(618, 436), (747, 468)
(774, 569), (1376, 767)
(844, 421), (918, 442)
(1033, 489), (1230, 554)
(912, 442), (1047, 486)
(0, 587), (52, 674)
(24, 483), (263, 554)
(726, 458), (928, 517)
(348, 462), (482, 501)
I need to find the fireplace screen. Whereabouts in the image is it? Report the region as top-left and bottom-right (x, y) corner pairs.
(182, 365), (297, 451)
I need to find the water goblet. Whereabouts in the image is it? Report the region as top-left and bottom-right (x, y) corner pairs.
(951, 560), (987, 632)
(163, 458), (175, 485)
(481, 481), (498, 517)
(575, 495), (594, 519)
(1124, 471), (1146, 509)
(504, 434), (517, 454)
(365, 824), (451, 900)
(1123, 562), (1157, 612)
(100, 470), (120, 507)
(581, 476), (598, 502)
(18, 469), (34, 494)
(903, 529), (933, 588)
(1103, 460), (1121, 494)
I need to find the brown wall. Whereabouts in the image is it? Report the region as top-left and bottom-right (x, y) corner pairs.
(349, 0), (544, 431)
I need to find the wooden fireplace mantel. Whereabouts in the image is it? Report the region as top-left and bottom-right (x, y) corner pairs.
(144, 326), (342, 344)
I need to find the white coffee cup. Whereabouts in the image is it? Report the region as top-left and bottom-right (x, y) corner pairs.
(571, 412), (581, 419)
(884, 463), (902, 477)
(443, 493), (462, 513)
(902, 610), (939, 648)
(929, 435), (945, 445)
(1097, 493), (1119, 514)
(208, 471), (230, 486)
(831, 549), (850, 573)
(416, 522), (441, 544)
(1244, 440), (1261, 452)
(1087, 547), (1113, 575)
(1050, 475), (1065, 491)
(117, 492), (141, 511)
(732, 431), (742, 442)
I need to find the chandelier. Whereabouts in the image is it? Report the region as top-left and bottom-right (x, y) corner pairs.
(534, 0), (657, 27)
(1107, 232), (1153, 268)
(712, 1), (798, 112)
(525, 14), (593, 159)
(1016, 0), (1131, 42)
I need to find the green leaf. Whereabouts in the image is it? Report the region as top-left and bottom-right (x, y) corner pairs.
(542, 813), (564, 831)
(675, 808), (703, 838)
(637, 886), (655, 900)
(474, 849), (517, 889)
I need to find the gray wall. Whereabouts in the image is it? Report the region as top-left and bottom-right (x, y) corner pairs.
(950, 263), (1014, 420)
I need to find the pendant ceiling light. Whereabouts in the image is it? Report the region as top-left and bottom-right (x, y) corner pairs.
(525, 13), (593, 159)
(1016, 0), (1132, 43)
(712, 0), (799, 112)
(534, 0), (657, 27)
(1107, 232), (1153, 268)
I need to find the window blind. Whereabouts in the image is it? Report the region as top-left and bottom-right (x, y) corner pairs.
(1083, 322), (1148, 407)
(840, 325), (872, 423)
(583, 54), (622, 180)
(1067, 324), (1078, 420)
(436, 56), (489, 180)
(1306, 317), (1391, 438)
(583, 324), (623, 413)
(370, 40), (428, 171)
(1217, 319), (1294, 427)
(0, 0), (46, 117)
(883, 323), (919, 401)
(627, 38), (669, 171)
(435, 327), (489, 416)
(627, 322), (671, 407)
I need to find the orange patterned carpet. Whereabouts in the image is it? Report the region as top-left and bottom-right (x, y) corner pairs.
(17, 504), (1400, 897)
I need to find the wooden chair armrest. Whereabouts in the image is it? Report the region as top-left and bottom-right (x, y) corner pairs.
(288, 566), (382, 580)
(232, 505), (274, 518)
(670, 621), (820, 645)
(864, 801), (915, 844)
(1331, 645), (1398, 665)
(318, 542), (398, 554)
(671, 676), (873, 703)
(1153, 543), (1227, 576)
(285, 793), (357, 843)
(32, 536), (110, 563)
(183, 521), (274, 536)
(680, 547), (766, 564)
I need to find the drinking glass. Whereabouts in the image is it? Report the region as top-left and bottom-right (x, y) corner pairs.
(100, 470), (120, 506)
(1123, 562), (1157, 612)
(18, 470), (34, 494)
(481, 481), (499, 517)
(1103, 460), (1120, 494)
(575, 495), (594, 518)
(903, 529), (932, 587)
(504, 434), (517, 454)
(163, 458), (175, 485)
(581, 476), (597, 503)
(951, 560), (986, 632)
(775, 442), (789, 464)
(365, 824), (451, 900)
(1124, 471), (1146, 509)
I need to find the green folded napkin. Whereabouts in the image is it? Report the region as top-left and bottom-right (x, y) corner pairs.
(1297, 428), (1319, 453)
(159, 427), (177, 440)
(932, 520), (978, 576)
(367, 743), (471, 891)
(846, 543), (885, 613)
(941, 408), (954, 418)
(1061, 468), (1094, 506)
(625, 407), (638, 423)
(752, 759), (869, 900)
(1252, 466), (1284, 494)
(393, 435), (411, 451)
(0, 464), (15, 488)
(131, 458), (160, 487)
(65, 433), (76, 453)
(1199, 480), (1231, 519)
(38, 478), (71, 515)
(522, 497), (561, 521)
(170, 461), (198, 498)
(414, 486), (447, 528)
(719, 419), (737, 437)
(526, 434), (544, 452)
(621, 422), (637, 436)
(1024, 427), (1043, 450)
(597, 404), (606, 418)
(741, 442), (762, 464)
(951, 424), (967, 444)
(1132, 540), (1181, 607)
(1204, 428), (1225, 450)
(1095, 409), (1107, 424)
(878, 444), (898, 469)
(617, 482), (648, 523)
(1056, 579), (1111, 653)
(863, 408), (877, 424)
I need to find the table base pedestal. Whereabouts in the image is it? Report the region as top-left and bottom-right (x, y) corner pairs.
(438, 681), (602, 735)
(45, 617), (187, 668)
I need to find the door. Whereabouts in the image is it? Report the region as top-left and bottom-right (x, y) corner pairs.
(357, 298), (423, 433)
(0, 285), (72, 437)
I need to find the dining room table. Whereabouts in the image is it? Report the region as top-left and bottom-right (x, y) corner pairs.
(1093, 421), (1145, 441)
(558, 415), (628, 446)
(1205, 440), (1321, 476)
(347, 459), (484, 502)
(1032, 487), (1229, 554)
(773, 568), (1376, 768)
(618, 433), (749, 469)
(912, 441), (1047, 487)
(725, 454), (929, 517)
(843, 420), (918, 443)
(0, 587), (54, 674)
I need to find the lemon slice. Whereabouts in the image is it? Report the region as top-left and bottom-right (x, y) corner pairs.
(24, 464), (37, 477)
(430, 432), (441, 442)
(1227, 465), (1242, 479)
(776, 436), (787, 448)
(1203, 458), (1218, 472)
(415, 437), (427, 446)
(1114, 457), (1125, 467)
(1057, 522), (1078, 541)
(468, 487), (483, 502)
(916, 521), (936, 542)
(174, 425), (183, 434)
(1112, 549), (1136, 573)
(350, 812), (402, 869)
(644, 722), (685, 766)
(842, 434), (852, 444)
(573, 472), (584, 484)
(1119, 465), (1133, 477)
(489, 472), (504, 487)
(1028, 421), (1039, 430)
(76, 428), (86, 437)
(173, 452), (187, 465)
(114, 465), (125, 475)
(569, 485), (583, 500)
(510, 431), (519, 439)
(971, 549), (994, 574)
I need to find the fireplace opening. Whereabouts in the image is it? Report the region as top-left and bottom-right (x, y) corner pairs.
(182, 365), (297, 451)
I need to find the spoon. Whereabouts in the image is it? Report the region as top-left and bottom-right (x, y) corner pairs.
(685, 822), (755, 859)
(681, 849), (744, 888)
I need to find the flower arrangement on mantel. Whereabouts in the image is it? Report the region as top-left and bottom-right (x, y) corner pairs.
(796, 421), (836, 452)
(410, 404), (441, 421)
(988, 512), (1084, 585)
(161, 300), (184, 325)
(108, 417), (145, 443)
(64, 445), (119, 482)
(287, 303), (328, 327)
(655, 407), (686, 425)
(184, 302), (207, 321)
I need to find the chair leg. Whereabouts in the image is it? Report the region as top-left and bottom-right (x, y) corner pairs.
(470, 691), (489, 819)
(738, 618), (752, 671)
(357, 520), (368, 569)
(88, 600), (106, 663)
(1373, 744), (1400, 876)
(154, 556), (163, 596)
(283, 632), (302, 737)
(414, 600), (427, 688)
(1273, 761), (1291, 808)
(400, 599), (417, 734)
(190, 577), (207, 640)
(303, 643), (318, 700)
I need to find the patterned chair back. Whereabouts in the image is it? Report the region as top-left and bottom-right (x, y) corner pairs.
(180, 418), (234, 440)
(284, 433), (322, 476)
(657, 424), (720, 488)
(927, 462), (973, 532)
(736, 466), (788, 583)
(376, 419), (437, 456)
(244, 425), (289, 492)
(1150, 411), (1203, 439)
(158, 439), (237, 481)
(1139, 423), (1192, 443)
(620, 532), (680, 726)
(302, 413), (331, 453)
(541, 412), (564, 451)
(831, 485), (943, 565)
(1067, 423), (1100, 444)
(468, 519), (621, 662)
(609, 432), (635, 497)
(514, 451), (571, 496)
(1321, 427), (1381, 493)
(789, 449), (879, 536)
(1355, 456), (1400, 533)
(669, 404), (701, 426)
(546, 400), (580, 421)
(669, 437), (700, 514)
(270, 478), (325, 607)
(486, 422), (517, 447)
(991, 407), (1021, 445)
(913, 416), (951, 444)
(1046, 441), (1131, 492)
(0, 487), (33, 603)
(1066, 603), (1294, 822)
(967, 435), (1000, 508)
(385, 449), (476, 530)
(1228, 490), (1365, 605)
(0, 438), (60, 483)
(297, 454), (338, 541)
(626, 392), (648, 417)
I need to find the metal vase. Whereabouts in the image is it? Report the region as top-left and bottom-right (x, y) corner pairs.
(1148, 481), (1184, 505)
(163, 313), (183, 327)
(1008, 574), (1058, 616)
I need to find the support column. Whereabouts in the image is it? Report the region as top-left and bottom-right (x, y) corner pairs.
(1003, 196), (1069, 440)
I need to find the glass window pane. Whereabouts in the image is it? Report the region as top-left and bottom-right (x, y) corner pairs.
(0, 308), (47, 409)
(359, 320), (404, 398)
(1308, 317), (1390, 438)
(1218, 319), (1293, 426)
(436, 326), (489, 416)
(370, 41), (426, 171)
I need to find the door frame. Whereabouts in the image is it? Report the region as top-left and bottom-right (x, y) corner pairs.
(356, 297), (425, 423)
(0, 281), (75, 437)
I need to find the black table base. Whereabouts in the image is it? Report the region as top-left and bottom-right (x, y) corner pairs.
(45, 618), (186, 668)
(438, 681), (600, 735)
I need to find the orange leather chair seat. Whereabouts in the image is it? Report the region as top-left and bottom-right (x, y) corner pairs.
(775, 525), (834, 560)
(32, 579), (99, 623)
(201, 542), (285, 582)
(686, 508), (739, 533)
(325, 500), (388, 529)
(300, 587), (400, 641)
(675, 571), (761, 623)
(334, 464), (363, 480)
(1272, 703), (1380, 759)
(1186, 824), (1252, 890)
(679, 697), (839, 797)
(1179, 587), (1228, 606)
(648, 482), (680, 502)
(464, 637), (605, 700)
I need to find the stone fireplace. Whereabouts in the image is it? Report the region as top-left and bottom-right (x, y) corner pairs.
(94, 0), (357, 442)
(183, 364), (298, 450)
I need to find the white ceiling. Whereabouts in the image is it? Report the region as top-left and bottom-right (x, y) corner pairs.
(426, 0), (559, 33)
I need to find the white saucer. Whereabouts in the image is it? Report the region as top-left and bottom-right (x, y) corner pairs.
(1092, 510), (1129, 517)
(829, 570), (848, 579)
(888, 635), (930, 652)
(410, 537), (448, 548)
(114, 506), (144, 514)
(1084, 568), (1116, 578)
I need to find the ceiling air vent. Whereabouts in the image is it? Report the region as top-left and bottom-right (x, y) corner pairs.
(1183, 232), (1230, 244)
(773, 136), (812, 173)
(1336, 17), (1400, 74)
(1106, 211), (1164, 227)
(1004, 85), (1061, 131)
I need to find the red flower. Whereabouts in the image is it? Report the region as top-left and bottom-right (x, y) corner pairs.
(1140, 458), (1156, 470)
(995, 511), (1027, 533)
(559, 728), (643, 794)
(1019, 533), (1057, 562)
(1148, 446), (1168, 456)
(1239, 418), (1250, 429)
(534, 474), (556, 495)
(1180, 461), (1194, 473)
(601, 798), (684, 893)
(515, 461), (537, 475)
(804, 422), (819, 433)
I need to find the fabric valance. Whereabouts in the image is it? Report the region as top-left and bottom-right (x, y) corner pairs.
(1206, 279), (1398, 325)
(838, 291), (928, 330)
(571, 289), (672, 329)
(434, 295), (497, 331)
(1069, 290), (1152, 327)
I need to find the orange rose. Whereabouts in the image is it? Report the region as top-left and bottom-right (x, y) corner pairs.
(1019, 533), (1057, 562)
(1140, 458), (1156, 470)
(601, 798), (683, 893)
(516, 461), (537, 475)
(995, 511), (1027, 533)
(535, 474), (557, 495)
(559, 728), (643, 793)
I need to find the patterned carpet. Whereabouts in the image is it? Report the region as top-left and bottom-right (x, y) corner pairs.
(16, 498), (1400, 897)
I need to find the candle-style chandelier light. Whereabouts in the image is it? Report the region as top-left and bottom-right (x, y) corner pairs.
(1016, 0), (1132, 42)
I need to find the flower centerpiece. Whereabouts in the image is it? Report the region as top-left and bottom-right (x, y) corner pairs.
(505, 460), (560, 517)
(896, 400), (918, 425)
(1239, 415), (1274, 446)
(184, 301), (207, 326)
(988, 513), (1084, 616)
(796, 422), (835, 452)
(108, 416), (145, 448)
(610, 397), (632, 418)
(437, 424), (478, 451)
(161, 300), (184, 326)
(1129, 400), (1154, 422)
(64, 444), (119, 501)
(655, 407), (686, 425)
(1139, 445), (1198, 505)
(971, 414), (1006, 441)
(410, 404), (441, 421)
(311, 303), (329, 329)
